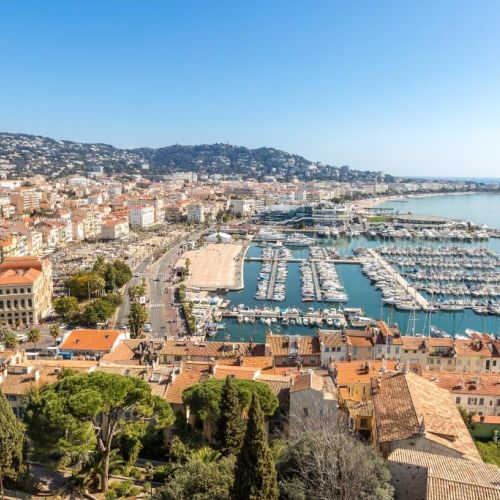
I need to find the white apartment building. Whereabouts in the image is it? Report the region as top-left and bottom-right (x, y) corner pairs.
(187, 204), (205, 224)
(101, 219), (130, 240)
(128, 205), (155, 228)
(229, 199), (255, 217)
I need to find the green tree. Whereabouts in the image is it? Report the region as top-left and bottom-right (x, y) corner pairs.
(54, 296), (79, 320)
(233, 393), (278, 500)
(128, 284), (146, 302)
(103, 265), (118, 292)
(66, 272), (106, 300)
(49, 323), (61, 345)
(458, 405), (475, 433)
(183, 379), (278, 424)
(3, 331), (18, 349)
(0, 389), (25, 497)
(128, 302), (148, 338)
(80, 295), (122, 327)
(28, 327), (41, 350)
(111, 260), (133, 288)
(154, 456), (235, 500)
(25, 372), (174, 492)
(216, 376), (245, 456)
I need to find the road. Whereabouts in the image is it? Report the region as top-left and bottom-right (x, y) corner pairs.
(115, 256), (154, 327)
(115, 229), (205, 339)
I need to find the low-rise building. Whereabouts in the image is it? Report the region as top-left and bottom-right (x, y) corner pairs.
(101, 219), (130, 240)
(0, 256), (53, 326)
(187, 204), (205, 224)
(266, 333), (321, 367)
(128, 205), (155, 228)
(59, 329), (126, 357)
(373, 371), (481, 461)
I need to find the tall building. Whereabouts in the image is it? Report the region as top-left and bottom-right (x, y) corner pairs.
(0, 256), (53, 326)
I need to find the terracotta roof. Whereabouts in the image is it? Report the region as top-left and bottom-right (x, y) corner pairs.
(0, 256), (45, 272)
(472, 415), (500, 424)
(388, 449), (500, 500)
(267, 334), (320, 357)
(100, 339), (145, 365)
(427, 337), (454, 348)
(0, 268), (41, 285)
(240, 356), (273, 369)
(318, 331), (349, 348)
(164, 371), (203, 404)
(454, 338), (492, 358)
(290, 371), (324, 393)
(212, 365), (259, 380)
(373, 372), (481, 461)
(421, 370), (500, 396)
(160, 340), (264, 358)
(400, 336), (427, 351)
(333, 360), (397, 386)
(346, 331), (374, 348)
(60, 329), (121, 353)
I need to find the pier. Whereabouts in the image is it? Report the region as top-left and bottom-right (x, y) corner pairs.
(366, 249), (430, 309)
(266, 259), (279, 300)
(310, 263), (323, 301)
(246, 256), (360, 265)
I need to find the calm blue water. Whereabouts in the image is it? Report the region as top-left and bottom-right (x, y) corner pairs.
(377, 193), (500, 229)
(211, 234), (500, 342)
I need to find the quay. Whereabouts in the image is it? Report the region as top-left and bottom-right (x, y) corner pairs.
(266, 259), (279, 300)
(246, 256), (360, 265)
(366, 249), (430, 309)
(310, 263), (323, 301)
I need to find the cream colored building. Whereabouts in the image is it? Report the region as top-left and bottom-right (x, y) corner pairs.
(0, 256), (53, 326)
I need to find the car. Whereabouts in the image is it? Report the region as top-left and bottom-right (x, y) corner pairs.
(134, 273), (141, 278)
(143, 323), (152, 332)
(16, 334), (27, 343)
(119, 324), (128, 330)
(154, 277), (160, 281)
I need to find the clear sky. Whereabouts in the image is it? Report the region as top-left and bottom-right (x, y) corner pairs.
(1, 1), (499, 177)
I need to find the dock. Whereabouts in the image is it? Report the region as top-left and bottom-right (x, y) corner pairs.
(366, 249), (430, 309)
(246, 256), (360, 265)
(310, 263), (323, 301)
(266, 259), (279, 300)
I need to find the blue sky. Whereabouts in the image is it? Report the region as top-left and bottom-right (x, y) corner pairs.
(1, 1), (499, 177)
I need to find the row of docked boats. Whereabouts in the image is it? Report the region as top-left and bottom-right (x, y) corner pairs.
(255, 247), (291, 301)
(367, 227), (490, 241)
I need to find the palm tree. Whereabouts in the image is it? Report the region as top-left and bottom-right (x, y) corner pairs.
(188, 447), (222, 464)
(3, 331), (19, 349)
(28, 327), (42, 350)
(49, 323), (60, 345)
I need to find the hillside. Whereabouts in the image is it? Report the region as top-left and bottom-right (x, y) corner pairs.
(0, 132), (392, 182)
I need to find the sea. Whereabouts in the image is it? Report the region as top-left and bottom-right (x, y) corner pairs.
(377, 192), (500, 229)
(210, 193), (500, 342)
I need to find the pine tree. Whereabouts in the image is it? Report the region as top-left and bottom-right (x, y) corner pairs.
(0, 389), (25, 497)
(216, 375), (245, 455)
(233, 393), (278, 500)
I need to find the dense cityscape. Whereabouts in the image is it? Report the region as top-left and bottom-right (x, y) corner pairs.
(0, 131), (497, 498)
(2, 1), (500, 498)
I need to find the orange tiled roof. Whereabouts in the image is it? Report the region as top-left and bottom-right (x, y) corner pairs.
(266, 334), (320, 357)
(60, 329), (121, 353)
(0, 268), (41, 285)
(421, 370), (500, 396)
(333, 360), (397, 386)
(373, 371), (481, 461)
(290, 371), (324, 393)
(164, 371), (203, 404)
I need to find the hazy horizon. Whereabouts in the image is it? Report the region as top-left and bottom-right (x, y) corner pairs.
(1, 1), (499, 177)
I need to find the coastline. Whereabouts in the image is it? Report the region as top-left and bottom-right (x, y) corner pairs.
(353, 191), (495, 211)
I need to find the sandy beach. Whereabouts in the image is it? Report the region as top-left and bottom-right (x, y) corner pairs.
(178, 243), (247, 291)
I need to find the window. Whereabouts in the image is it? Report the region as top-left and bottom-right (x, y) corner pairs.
(479, 398), (484, 406)
(325, 347), (330, 352)
(429, 358), (434, 364)
(6, 394), (16, 401)
(303, 408), (309, 417)
(448, 359), (452, 365)
(360, 418), (369, 428)
(174, 356), (182, 362)
(395, 347), (400, 354)
(497, 399), (500, 406)
(455, 397), (461, 404)
(468, 398), (478, 405)
(493, 361), (497, 367)
(337, 347), (341, 352)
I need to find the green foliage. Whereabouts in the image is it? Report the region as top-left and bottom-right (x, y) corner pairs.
(0, 389), (26, 492)
(458, 406), (476, 433)
(49, 323), (61, 342)
(25, 371), (174, 491)
(183, 379), (279, 422)
(80, 294), (122, 327)
(0, 328), (19, 349)
(154, 455), (235, 500)
(28, 327), (41, 347)
(233, 393), (278, 500)
(476, 441), (500, 466)
(54, 296), (79, 320)
(128, 302), (148, 338)
(128, 284), (146, 301)
(216, 376), (245, 456)
(66, 272), (106, 300)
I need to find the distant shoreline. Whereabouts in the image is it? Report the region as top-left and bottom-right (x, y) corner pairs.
(354, 191), (498, 211)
